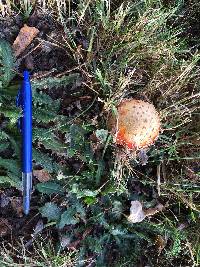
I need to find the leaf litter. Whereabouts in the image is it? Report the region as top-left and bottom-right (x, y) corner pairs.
(128, 200), (164, 223)
(33, 169), (52, 183)
(12, 24), (39, 57)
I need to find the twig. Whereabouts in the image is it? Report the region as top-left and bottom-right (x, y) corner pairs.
(157, 164), (161, 196)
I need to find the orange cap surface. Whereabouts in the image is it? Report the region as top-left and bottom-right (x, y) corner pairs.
(109, 99), (160, 149)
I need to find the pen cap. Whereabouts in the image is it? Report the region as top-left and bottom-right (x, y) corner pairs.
(22, 70), (32, 173)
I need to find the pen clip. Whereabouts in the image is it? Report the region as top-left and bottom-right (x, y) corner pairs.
(16, 88), (22, 107)
(16, 88), (23, 132)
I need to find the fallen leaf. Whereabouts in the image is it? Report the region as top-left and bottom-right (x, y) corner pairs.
(10, 197), (23, 217)
(33, 169), (51, 182)
(144, 203), (164, 217)
(155, 235), (167, 254)
(0, 218), (11, 237)
(25, 220), (44, 248)
(128, 201), (164, 223)
(184, 166), (199, 181)
(127, 201), (146, 223)
(67, 240), (80, 251)
(12, 24), (39, 57)
(33, 219), (44, 237)
(60, 235), (71, 249)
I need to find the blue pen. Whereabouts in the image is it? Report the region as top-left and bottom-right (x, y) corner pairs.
(16, 70), (32, 215)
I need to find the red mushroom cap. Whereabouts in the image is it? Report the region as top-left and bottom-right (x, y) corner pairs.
(108, 99), (160, 149)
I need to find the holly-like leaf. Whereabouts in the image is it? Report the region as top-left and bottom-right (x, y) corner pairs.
(58, 208), (79, 229)
(36, 181), (65, 194)
(40, 202), (61, 222)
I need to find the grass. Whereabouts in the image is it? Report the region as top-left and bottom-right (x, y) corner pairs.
(0, 0), (200, 266)
(0, 238), (80, 267)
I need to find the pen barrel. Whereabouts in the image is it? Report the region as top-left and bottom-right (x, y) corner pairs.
(22, 172), (32, 215)
(21, 71), (32, 173)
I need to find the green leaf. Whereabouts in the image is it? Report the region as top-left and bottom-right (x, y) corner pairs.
(0, 175), (17, 187)
(0, 39), (15, 87)
(95, 160), (105, 185)
(84, 196), (97, 205)
(69, 124), (86, 150)
(33, 128), (66, 153)
(0, 157), (20, 176)
(1, 106), (20, 124)
(0, 173), (21, 189)
(0, 142), (9, 152)
(32, 148), (60, 173)
(32, 73), (80, 90)
(111, 201), (123, 220)
(111, 227), (128, 236)
(71, 183), (98, 198)
(74, 201), (86, 218)
(36, 181), (65, 194)
(58, 208), (79, 228)
(40, 202), (61, 222)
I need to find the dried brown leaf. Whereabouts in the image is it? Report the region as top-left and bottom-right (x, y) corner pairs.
(184, 166), (199, 181)
(144, 203), (164, 217)
(12, 24), (39, 57)
(25, 220), (44, 248)
(0, 218), (11, 237)
(128, 201), (164, 223)
(10, 197), (23, 217)
(127, 201), (146, 223)
(33, 169), (51, 182)
(155, 235), (167, 254)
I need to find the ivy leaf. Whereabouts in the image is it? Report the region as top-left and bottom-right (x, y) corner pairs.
(40, 202), (61, 222)
(36, 181), (65, 194)
(58, 208), (79, 229)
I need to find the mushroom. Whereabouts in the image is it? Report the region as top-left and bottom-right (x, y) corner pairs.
(108, 99), (160, 150)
